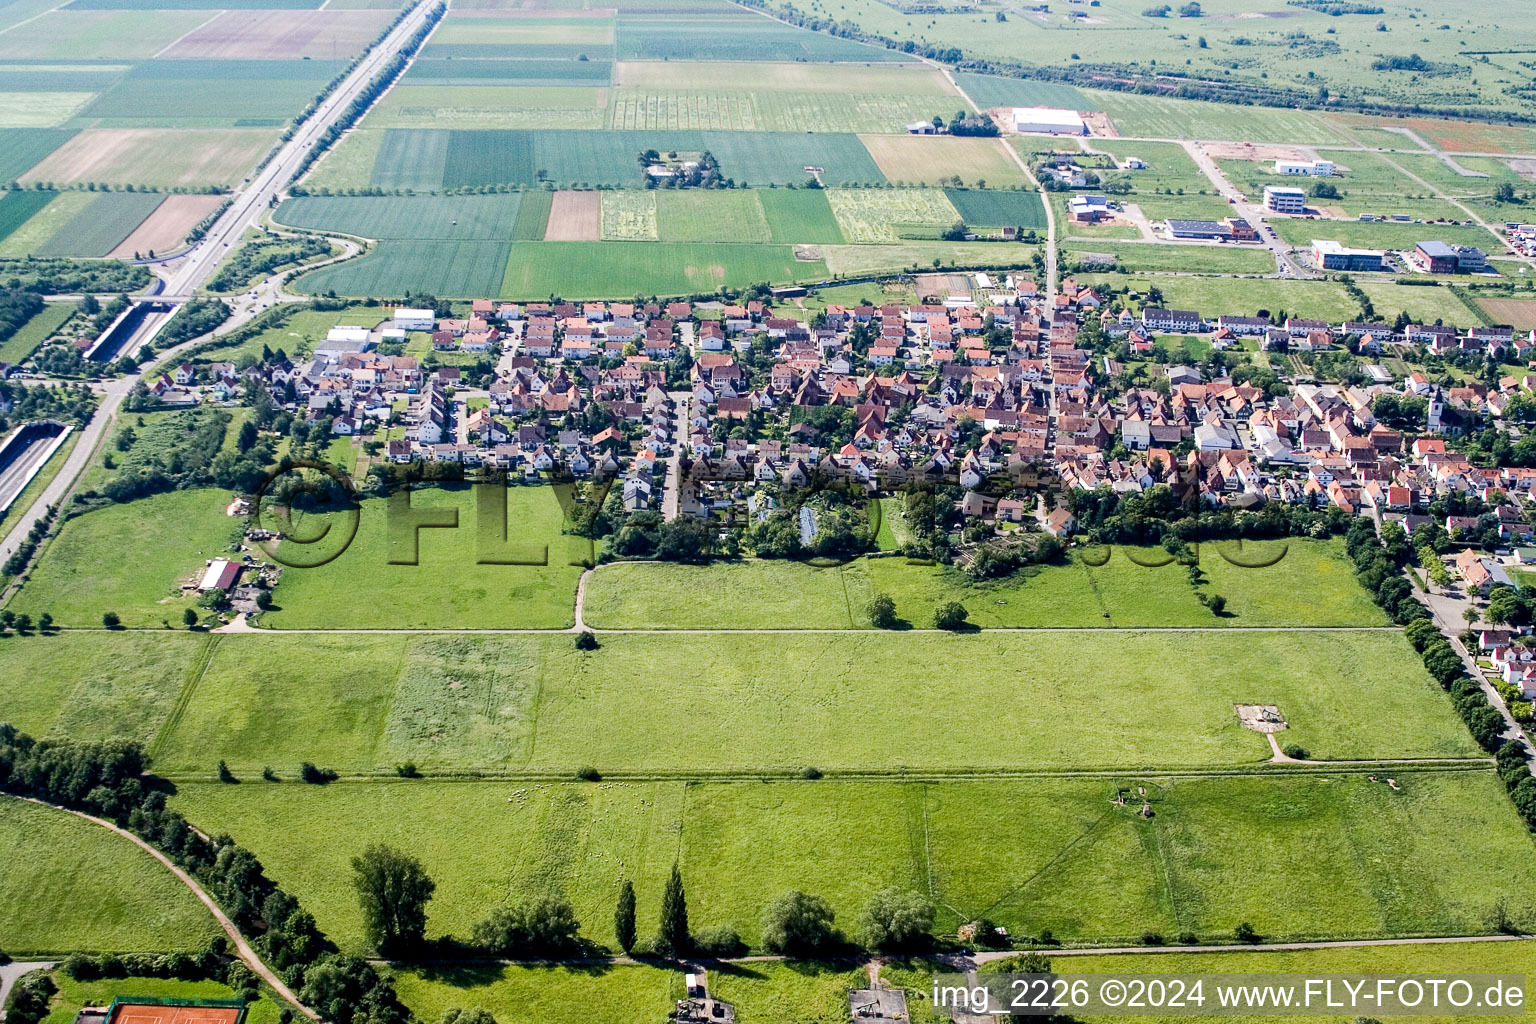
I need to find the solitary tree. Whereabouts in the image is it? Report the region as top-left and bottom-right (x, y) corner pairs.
(867, 593), (898, 630)
(184, 608), (199, 628)
(655, 862), (689, 957)
(615, 879), (637, 954)
(351, 843), (436, 954)
(102, 612), (121, 629)
(441, 1009), (497, 1024)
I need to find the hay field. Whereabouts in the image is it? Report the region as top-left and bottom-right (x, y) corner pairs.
(544, 190), (601, 240)
(858, 133), (1030, 186)
(108, 193), (223, 257)
(162, 9), (394, 59)
(825, 187), (961, 242)
(0, 90), (94, 127)
(20, 127), (273, 187)
(1480, 298), (1536, 330)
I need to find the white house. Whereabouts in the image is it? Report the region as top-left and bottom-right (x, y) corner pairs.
(393, 307), (436, 331)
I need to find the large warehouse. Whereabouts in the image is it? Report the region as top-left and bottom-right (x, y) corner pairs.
(1011, 106), (1087, 135)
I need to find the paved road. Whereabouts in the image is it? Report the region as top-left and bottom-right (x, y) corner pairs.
(1184, 140), (1303, 278)
(0, 962), (57, 1022)
(0, 425), (69, 516)
(0, 2), (435, 576)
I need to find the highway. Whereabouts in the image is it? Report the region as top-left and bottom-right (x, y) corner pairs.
(0, 0), (437, 572)
(0, 424), (69, 517)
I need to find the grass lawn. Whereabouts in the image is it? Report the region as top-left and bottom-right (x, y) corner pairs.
(0, 630), (206, 745)
(581, 539), (1387, 630)
(146, 625), (1467, 776)
(1078, 276), (1359, 322)
(42, 975), (287, 1024)
(169, 770), (1535, 954)
(7, 488), (244, 628)
(1064, 244), (1274, 275)
(0, 796), (219, 955)
(393, 964), (681, 1024)
(1270, 216), (1501, 252)
(262, 484), (584, 629)
(709, 963), (868, 1024)
(987, 940), (1536, 1023)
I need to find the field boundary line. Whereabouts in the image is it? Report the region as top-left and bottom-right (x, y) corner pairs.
(214, 624), (1408, 635)
(150, 761), (1495, 787)
(149, 632), (219, 760)
(150, 10), (222, 59)
(975, 808), (1114, 922)
(3, 793), (319, 1021)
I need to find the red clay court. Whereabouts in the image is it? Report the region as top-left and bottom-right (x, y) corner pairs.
(105, 1000), (244, 1024)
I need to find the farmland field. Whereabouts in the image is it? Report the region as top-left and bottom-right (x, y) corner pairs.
(108, 193), (225, 258)
(291, 240), (514, 297)
(21, 127), (274, 188)
(371, 84), (608, 130)
(77, 59), (347, 127)
(826, 187), (961, 242)
(1269, 215), (1501, 252)
(1063, 243), (1276, 274)
(274, 192), (525, 240)
(609, 88), (945, 134)
(0, 300), (74, 363)
(0, 127), (75, 182)
(944, 188), (1047, 229)
(1088, 92), (1348, 145)
(395, 128), (888, 189)
(1480, 298), (1536, 330)
(31, 191), (163, 257)
(858, 134), (1030, 187)
(260, 485), (586, 629)
(166, 769), (1529, 955)
(498, 240), (826, 299)
(0, 90), (94, 127)
(653, 188), (767, 242)
(162, 9), (395, 59)
(0, 8), (212, 58)
(0, 796), (220, 955)
(543, 190), (600, 241)
(0, 189), (56, 247)
(953, 72), (1093, 113)
(511, 188), (552, 240)
(599, 189), (658, 241)
(130, 626), (1472, 776)
(614, 15), (909, 62)
(758, 187), (844, 244)
(580, 539), (1386, 630)
(615, 60), (955, 95)
(8, 488), (243, 627)
(0, 191), (94, 257)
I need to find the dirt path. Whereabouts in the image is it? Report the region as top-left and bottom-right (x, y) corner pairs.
(6, 795), (318, 1021)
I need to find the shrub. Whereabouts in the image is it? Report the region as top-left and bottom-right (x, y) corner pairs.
(576, 766), (602, 781)
(1282, 743), (1309, 760)
(1141, 931), (1165, 945)
(934, 601), (969, 631)
(860, 887), (935, 951)
(217, 760), (237, 783)
(102, 612), (121, 629)
(300, 762), (337, 784)
(1234, 921), (1259, 943)
(575, 630), (598, 651)
(692, 924), (745, 957)
(801, 766), (823, 779)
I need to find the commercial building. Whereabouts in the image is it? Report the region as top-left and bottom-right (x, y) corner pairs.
(1069, 194), (1110, 222)
(1454, 245), (1488, 272)
(1416, 240), (1458, 274)
(393, 307), (436, 330)
(1167, 219), (1232, 240)
(1313, 239), (1386, 272)
(1225, 217), (1257, 241)
(1010, 106), (1087, 135)
(1264, 185), (1306, 214)
(1275, 159), (1335, 176)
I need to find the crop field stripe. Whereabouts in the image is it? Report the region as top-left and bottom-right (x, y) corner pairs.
(952, 73), (1096, 112)
(0, 128), (76, 182)
(0, 189), (57, 245)
(292, 239), (514, 299)
(758, 188), (844, 244)
(273, 193), (525, 240)
(371, 128), (450, 191)
(511, 188), (552, 240)
(149, 634), (218, 760)
(943, 187), (1047, 228)
(33, 191), (163, 257)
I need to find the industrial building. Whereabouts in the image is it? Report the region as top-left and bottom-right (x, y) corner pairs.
(1275, 159), (1335, 176)
(1010, 106), (1087, 135)
(1313, 239), (1386, 272)
(1264, 185), (1306, 213)
(1167, 219), (1232, 240)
